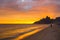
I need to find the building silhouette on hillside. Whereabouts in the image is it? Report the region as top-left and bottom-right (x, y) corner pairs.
(55, 17), (60, 24)
(34, 16), (60, 24)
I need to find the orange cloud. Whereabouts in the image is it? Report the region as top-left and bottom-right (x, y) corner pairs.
(0, 5), (56, 24)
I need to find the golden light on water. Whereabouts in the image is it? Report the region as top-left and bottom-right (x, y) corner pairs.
(15, 28), (41, 40)
(0, 24), (49, 40)
(0, 26), (39, 39)
(14, 25), (48, 40)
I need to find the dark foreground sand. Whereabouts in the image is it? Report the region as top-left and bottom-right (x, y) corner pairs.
(22, 24), (60, 40)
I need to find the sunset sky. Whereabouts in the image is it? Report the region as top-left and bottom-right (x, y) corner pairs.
(0, 0), (60, 24)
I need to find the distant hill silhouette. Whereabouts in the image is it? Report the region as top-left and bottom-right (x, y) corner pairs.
(54, 17), (60, 24)
(34, 16), (60, 24)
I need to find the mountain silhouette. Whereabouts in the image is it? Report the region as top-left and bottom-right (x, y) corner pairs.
(34, 16), (60, 24)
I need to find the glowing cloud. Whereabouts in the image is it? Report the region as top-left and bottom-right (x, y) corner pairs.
(0, 0), (59, 24)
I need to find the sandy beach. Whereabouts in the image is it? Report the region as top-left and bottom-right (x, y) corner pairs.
(22, 24), (60, 40)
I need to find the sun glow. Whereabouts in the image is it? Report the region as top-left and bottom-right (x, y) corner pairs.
(0, 0), (57, 24)
(0, 9), (55, 24)
(22, 0), (25, 2)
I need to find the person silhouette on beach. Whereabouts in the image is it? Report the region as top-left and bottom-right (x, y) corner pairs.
(51, 23), (52, 28)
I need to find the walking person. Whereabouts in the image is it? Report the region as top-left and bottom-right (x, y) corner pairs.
(51, 23), (52, 28)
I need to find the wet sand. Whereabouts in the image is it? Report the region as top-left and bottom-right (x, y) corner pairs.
(22, 24), (60, 40)
(0, 24), (49, 40)
(0, 24), (60, 40)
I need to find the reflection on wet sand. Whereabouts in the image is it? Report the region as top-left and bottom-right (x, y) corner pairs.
(0, 24), (49, 40)
(14, 26), (48, 40)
